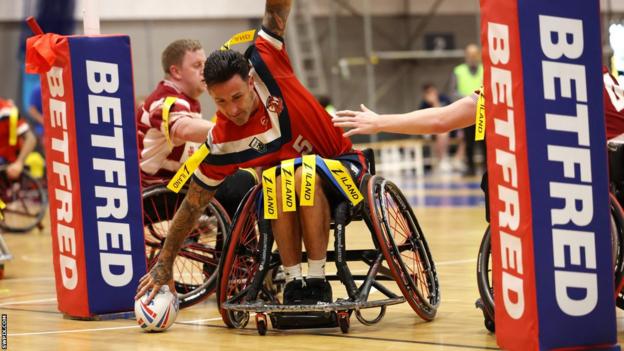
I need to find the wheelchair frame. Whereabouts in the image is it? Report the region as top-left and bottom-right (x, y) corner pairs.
(216, 169), (440, 335)
(142, 184), (231, 308)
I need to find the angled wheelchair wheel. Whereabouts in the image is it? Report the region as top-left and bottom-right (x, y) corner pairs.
(143, 185), (230, 308)
(476, 226), (494, 324)
(0, 169), (47, 233)
(367, 175), (440, 321)
(216, 185), (262, 328)
(608, 193), (624, 309)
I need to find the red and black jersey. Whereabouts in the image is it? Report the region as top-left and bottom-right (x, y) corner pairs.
(195, 27), (352, 188)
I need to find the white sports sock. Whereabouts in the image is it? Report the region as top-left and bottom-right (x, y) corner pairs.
(283, 264), (302, 283)
(307, 258), (326, 279)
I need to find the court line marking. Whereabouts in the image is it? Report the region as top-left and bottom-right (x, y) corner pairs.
(7, 317), (224, 336)
(318, 333), (499, 350)
(0, 298), (56, 306)
(435, 258), (476, 266)
(1, 276), (54, 282)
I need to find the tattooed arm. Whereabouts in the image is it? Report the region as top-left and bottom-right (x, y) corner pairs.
(135, 179), (215, 303)
(262, 0), (292, 37)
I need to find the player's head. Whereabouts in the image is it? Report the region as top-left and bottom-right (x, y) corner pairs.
(464, 44), (481, 68)
(161, 39), (207, 99)
(203, 49), (256, 126)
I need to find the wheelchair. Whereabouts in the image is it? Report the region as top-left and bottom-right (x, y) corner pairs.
(475, 138), (624, 333)
(142, 182), (231, 308)
(0, 165), (47, 233)
(215, 152), (440, 335)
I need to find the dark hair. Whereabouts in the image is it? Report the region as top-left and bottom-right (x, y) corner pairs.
(317, 95), (332, 108)
(203, 50), (250, 87)
(161, 39), (203, 75)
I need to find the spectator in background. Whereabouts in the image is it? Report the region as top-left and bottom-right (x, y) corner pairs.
(419, 82), (462, 173)
(317, 95), (336, 116)
(450, 44), (483, 176)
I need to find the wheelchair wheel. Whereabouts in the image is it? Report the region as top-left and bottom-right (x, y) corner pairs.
(476, 226), (494, 323)
(367, 175), (440, 321)
(609, 193), (624, 309)
(216, 185), (262, 328)
(143, 185), (230, 308)
(0, 169), (47, 233)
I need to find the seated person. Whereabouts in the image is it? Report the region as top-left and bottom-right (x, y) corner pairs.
(136, 0), (367, 305)
(137, 39), (256, 218)
(0, 99), (37, 180)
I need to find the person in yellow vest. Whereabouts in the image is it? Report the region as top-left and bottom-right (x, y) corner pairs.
(450, 44), (484, 176)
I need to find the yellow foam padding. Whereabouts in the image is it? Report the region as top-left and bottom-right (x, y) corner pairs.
(161, 96), (177, 150)
(0, 198), (5, 220)
(9, 107), (18, 146)
(166, 143), (210, 193)
(323, 158), (363, 206)
(25, 152), (45, 179)
(262, 166), (278, 219)
(280, 159), (296, 212)
(221, 29), (256, 51)
(300, 155), (316, 207)
(475, 90), (486, 141)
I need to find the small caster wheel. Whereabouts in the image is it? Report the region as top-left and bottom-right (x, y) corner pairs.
(484, 316), (495, 333)
(337, 311), (350, 334)
(256, 313), (268, 336)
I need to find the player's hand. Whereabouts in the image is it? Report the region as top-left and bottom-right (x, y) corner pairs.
(135, 261), (176, 304)
(6, 161), (23, 180)
(333, 104), (381, 137)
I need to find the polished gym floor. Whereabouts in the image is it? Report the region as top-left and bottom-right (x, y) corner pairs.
(0, 172), (621, 351)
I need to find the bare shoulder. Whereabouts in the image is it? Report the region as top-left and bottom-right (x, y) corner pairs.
(262, 0), (292, 37)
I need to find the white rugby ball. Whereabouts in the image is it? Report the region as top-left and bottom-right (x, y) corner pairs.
(135, 285), (179, 332)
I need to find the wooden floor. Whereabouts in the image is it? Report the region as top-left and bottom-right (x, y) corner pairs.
(1, 173), (623, 351)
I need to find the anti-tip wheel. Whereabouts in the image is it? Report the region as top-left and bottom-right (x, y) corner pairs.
(338, 311), (350, 334)
(256, 313), (268, 336)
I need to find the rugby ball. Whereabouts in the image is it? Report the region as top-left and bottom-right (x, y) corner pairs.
(135, 285), (179, 332)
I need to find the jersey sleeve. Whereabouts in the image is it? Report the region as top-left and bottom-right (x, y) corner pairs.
(194, 162), (238, 190)
(254, 27), (295, 77)
(147, 97), (194, 131)
(17, 119), (29, 136)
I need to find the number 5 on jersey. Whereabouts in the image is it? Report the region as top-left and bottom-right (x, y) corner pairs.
(293, 135), (312, 154)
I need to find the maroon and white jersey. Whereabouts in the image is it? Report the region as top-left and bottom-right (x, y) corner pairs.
(604, 66), (624, 140)
(136, 80), (203, 185)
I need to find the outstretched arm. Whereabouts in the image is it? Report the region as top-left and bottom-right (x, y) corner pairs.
(135, 179), (216, 303)
(333, 96), (477, 137)
(262, 0), (292, 37)
(170, 117), (214, 144)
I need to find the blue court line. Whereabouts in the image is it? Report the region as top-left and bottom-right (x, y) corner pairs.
(407, 195), (485, 207)
(394, 181), (482, 190)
